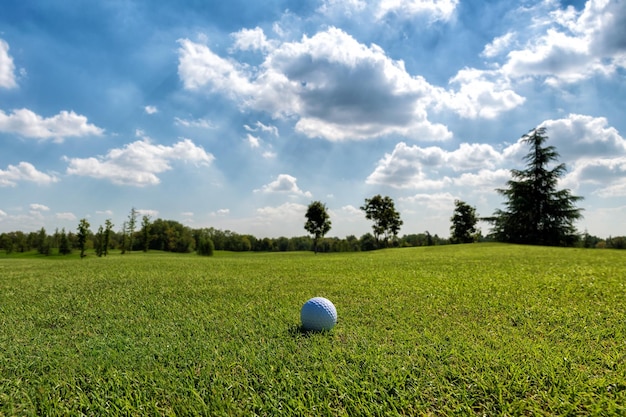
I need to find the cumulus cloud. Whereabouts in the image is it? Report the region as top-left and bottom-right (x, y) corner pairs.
(0, 38), (17, 89)
(499, 0), (626, 85)
(0, 162), (59, 187)
(400, 192), (457, 212)
(178, 27), (451, 141)
(137, 209), (159, 217)
(482, 32), (515, 58)
(366, 141), (503, 188)
(56, 212), (77, 221)
(444, 69), (525, 119)
(255, 174), (312, 197)
(65, 138), (214, 186)
(540, 114), (626, 158)
(0, 108), (104, 141)
(145, 105), (158, 114)
(232, 27), (277, 52)
(255, 202), (308, 223)
(376, 0), (459, 22)
(30, 203), (50, 212)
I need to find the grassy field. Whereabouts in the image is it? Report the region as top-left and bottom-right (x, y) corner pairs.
(0, 244), (624, 416)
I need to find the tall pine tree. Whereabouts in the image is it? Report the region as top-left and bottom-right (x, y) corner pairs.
(490, 127), (583, 246)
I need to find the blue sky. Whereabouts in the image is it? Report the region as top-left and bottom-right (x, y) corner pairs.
(1, 0), (625, 238)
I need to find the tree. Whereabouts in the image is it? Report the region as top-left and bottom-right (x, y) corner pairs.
(76, 218), (91, 258)
(120, 221), (128, 255)
(196, 231), (215, 256)
(95, 225), (105, 257)
(304, 201), (332, 253)
(490, 127), (584, 246)
(360, 195), (403, 248)
(127, 208), (138, 252)
(450, 200), (479, 244)
(36, 227), (51, 255)
(103, 219), (113, 256)
(58, 228), (71, 255)
(140, 215), (151, 252)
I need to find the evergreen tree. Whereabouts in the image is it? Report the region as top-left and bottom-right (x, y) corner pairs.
(140, 215), (151, 252)
(95, 225), (104, 257)
(103, 219), (113, 256)
(127, 208), (138, 252)
(304, 201), (332, 253)
(76, 218), (91, 258)
(59, 228), (71, 255)
(490, 127), (583, 246)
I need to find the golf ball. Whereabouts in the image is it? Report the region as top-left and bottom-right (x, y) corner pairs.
(300, 297), (337, 331)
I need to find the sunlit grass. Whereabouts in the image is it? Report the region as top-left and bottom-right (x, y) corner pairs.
(0, 244), (624, 415)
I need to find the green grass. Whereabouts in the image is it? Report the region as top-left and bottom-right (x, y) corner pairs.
(1, 244), (624, 415)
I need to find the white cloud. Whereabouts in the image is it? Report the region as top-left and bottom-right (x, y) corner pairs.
(145, 105), (158, 114)
(540, 114), (626, 158)
(56, 212), (77, 221)
(366, 141), (503, 188)
(444, 68), (526, 119)
(246, 133), (261, 148)
(244, 121), (279, 136)
(177, 38), (254, 95)
(453, 169), (511, 192)
(210, 208), (230, 216)
(174, 117), (215, 129)
(376, 0), (459, 22)
(30, 203), (50, 212)
(255, 202), (307, 224)
(232, 27), (276, 52)
(255, 174), (312, 197)
(178, 27), (452, 141)
(96, 210), (114, 216)
(400, 192), (456, 212)
(499, 0), (626, 85)
(0, 209), (6, 217)
(65, 138), (214, 186)
(0, 108), (104, 141)
(0, 162), (59, 187)
(482, 32), (515, 58)
(137, 209), (159, 218)
(0, 38), (17, 89)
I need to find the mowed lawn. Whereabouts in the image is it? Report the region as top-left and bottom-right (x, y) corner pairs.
(0, 244), (624, 416)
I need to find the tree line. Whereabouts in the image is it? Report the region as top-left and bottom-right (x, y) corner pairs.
(1, 127), (625, 256)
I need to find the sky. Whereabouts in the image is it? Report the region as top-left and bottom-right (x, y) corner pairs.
(1, 0), (625, 239)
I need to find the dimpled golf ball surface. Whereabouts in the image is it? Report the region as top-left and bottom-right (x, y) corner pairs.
(300, 297), (337, 331)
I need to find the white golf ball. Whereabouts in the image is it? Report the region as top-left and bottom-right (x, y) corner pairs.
(300, 297), (337, 331)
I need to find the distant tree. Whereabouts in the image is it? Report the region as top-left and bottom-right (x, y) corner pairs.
(36, 227), (51, 255)
(120, 221), (128, 255)
(76, 218), (91, 258)
(196, 233), (215, 256)
(359, 233), (378, 251)
(103, 219), (113, 256)
(95, 225), (105, 257)
(140, 215), (151, 252)
(127, 208), (138, 252)
(360, 195), (403, 248)
(58, 228), (71, 255)
(1, 233), (14, 254)
(489, 127), (584, 246)
(450, 200), (479, 244)
(304, 201), (332, 253)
